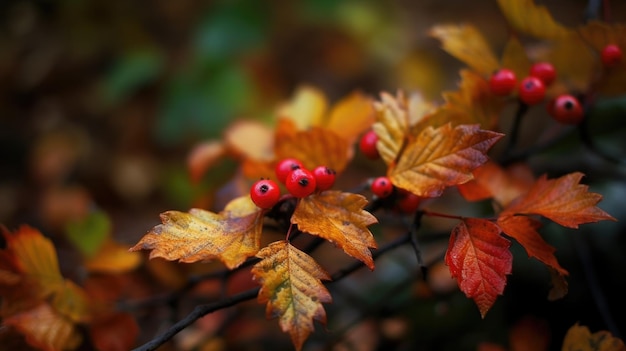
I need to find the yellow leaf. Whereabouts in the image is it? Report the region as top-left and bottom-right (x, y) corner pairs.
(4, 303), (82, 351)
(326, 90), (376, 144)
(497, 0), (571, 39)
(372, 91), (411, 166)
(252, 240), (332, 351)
(389, 124), (503, 198)
(130, 196), (264, 269)
(274, 119), (351, 173)
(277, 85), (328, 130)
(223, 119), (275, 162)
(419, 70), (504, 132)
(562, 323), (626, 351)
(501, 36), (532, 79)
(430, 24), (500, 76)
(85, 239), (142, 274)
(291, 191), (378, 269)
(543, 35), (596, 93)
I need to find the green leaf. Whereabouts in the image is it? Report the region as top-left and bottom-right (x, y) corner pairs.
(64, 211), (111, 258)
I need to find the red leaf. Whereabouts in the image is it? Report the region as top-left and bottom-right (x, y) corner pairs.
(497, 215), (568, 276)
(445, 218), (512, 317)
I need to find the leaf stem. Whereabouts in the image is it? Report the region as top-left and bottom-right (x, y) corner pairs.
(421, 209), (464, 221)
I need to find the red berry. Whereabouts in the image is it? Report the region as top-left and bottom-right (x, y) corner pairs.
(396, 191), (421, 213)
(275, 158), (303, 183)
(548, 94), (584, 125)
(518, 76), (546, 105)
(529, 62), (556, 86)
(371, 176), (394, 198)
(250, 179), (281, 209)
(285, 168), (316, 198)
(312, 166), (336, 191)
(601, 44), (622, 68)
(359, 130), (380, 160)
(489, 68), (517, 96)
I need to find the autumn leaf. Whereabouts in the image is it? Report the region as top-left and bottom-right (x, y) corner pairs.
(90, 312), (139, 351)
(130, 196), (264, 269)
(252, 240), (332, 351)
(3, 303), (82, 351)
(0, 226), (91, 350)
(291, 191), (378, 269)
(274, 119), (351, 173)
(497, 0), (571, 39)
(445, 218), (512, 317)
(224, 119), (275, 162)
(497, 215), (568, 276)
(501, 172), (616, 228)
(429, 24), (499, 77)
(84, 239), (142, 274)
(277, 85), (328, 130)
(457, 161), (535, 207)
(325, 90), (376, 144)
(387, 123), (503, 198)
(562, 323), (626, 351)
(420, 70), (504, 132)
(501, 36), (532, 80)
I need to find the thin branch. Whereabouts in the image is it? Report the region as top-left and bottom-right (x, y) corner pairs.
(131, 231), (414, 351)
(502, 102), (529, 158)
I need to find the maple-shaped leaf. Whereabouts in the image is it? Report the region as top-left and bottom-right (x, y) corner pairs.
(291, 191), (378, 270)
(372, 91), (413, 166)
(429, 24), (499, 77)
(130, 196), (264, 269)
(251, 240), (332, 351)
(562, 323), (626, 351)
(420, 70), (504, 132)
(274, 119), (351, 173)
(497, 0), (571, 39)
(501, 172), (616, 228)
(497, 215), (568, 276)
(445, 218), (512, 318)
(388, 123), (503, 198)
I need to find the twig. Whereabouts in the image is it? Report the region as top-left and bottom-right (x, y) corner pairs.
(502, 102), (529, 158)
(131, 231), (414, 351)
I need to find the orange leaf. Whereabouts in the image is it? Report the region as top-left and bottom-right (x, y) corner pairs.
(252, 240), (332, 351)
(429, 24), (500, 77)
(502, 172), (616, 228)
(130, 196), (264, 269)
(326, 90), (376, 144)
(223, 119), (275, 162)
(497, 0), (571, 39)
(372, 91), (413, 167)
(497, 215), (568, 276)
(291, 191), (378, 270)
(562, 323), (626, 351)
(501, 36), (532, 80)
(388, 123), (503, 198)
(457, 161), (535, 207)
(420, 70), (504, 131)
(3, 303), (82, 351)
(274, 119), (351, 173)
(84, 239), (142, 274)
(187, 141), (226, 183)
(445, 218), (512, 318)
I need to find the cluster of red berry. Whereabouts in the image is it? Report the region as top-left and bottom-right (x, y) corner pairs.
(359, 130), (421, 213)
(249, 159), (337, 209)
(489, 43), (622, 125)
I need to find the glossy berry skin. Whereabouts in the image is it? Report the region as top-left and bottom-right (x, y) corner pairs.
(359, 130), (380, 160)
(396, 191), (421, 213)
(371, 176), (394, 198)
(518, 76), (546, 105)
(275, 158), (304, 183)
(601, 44), (622, 68)
(548, 94), (584, 125)
(529, 62), (556, 86)
(250, 179), (281, 209)
(489, 69), (517, 96)
(312, 166), (336, 191)
(285, 168), (317, 198)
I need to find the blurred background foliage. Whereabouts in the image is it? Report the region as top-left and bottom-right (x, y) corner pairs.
(1, 0), (625, 350)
